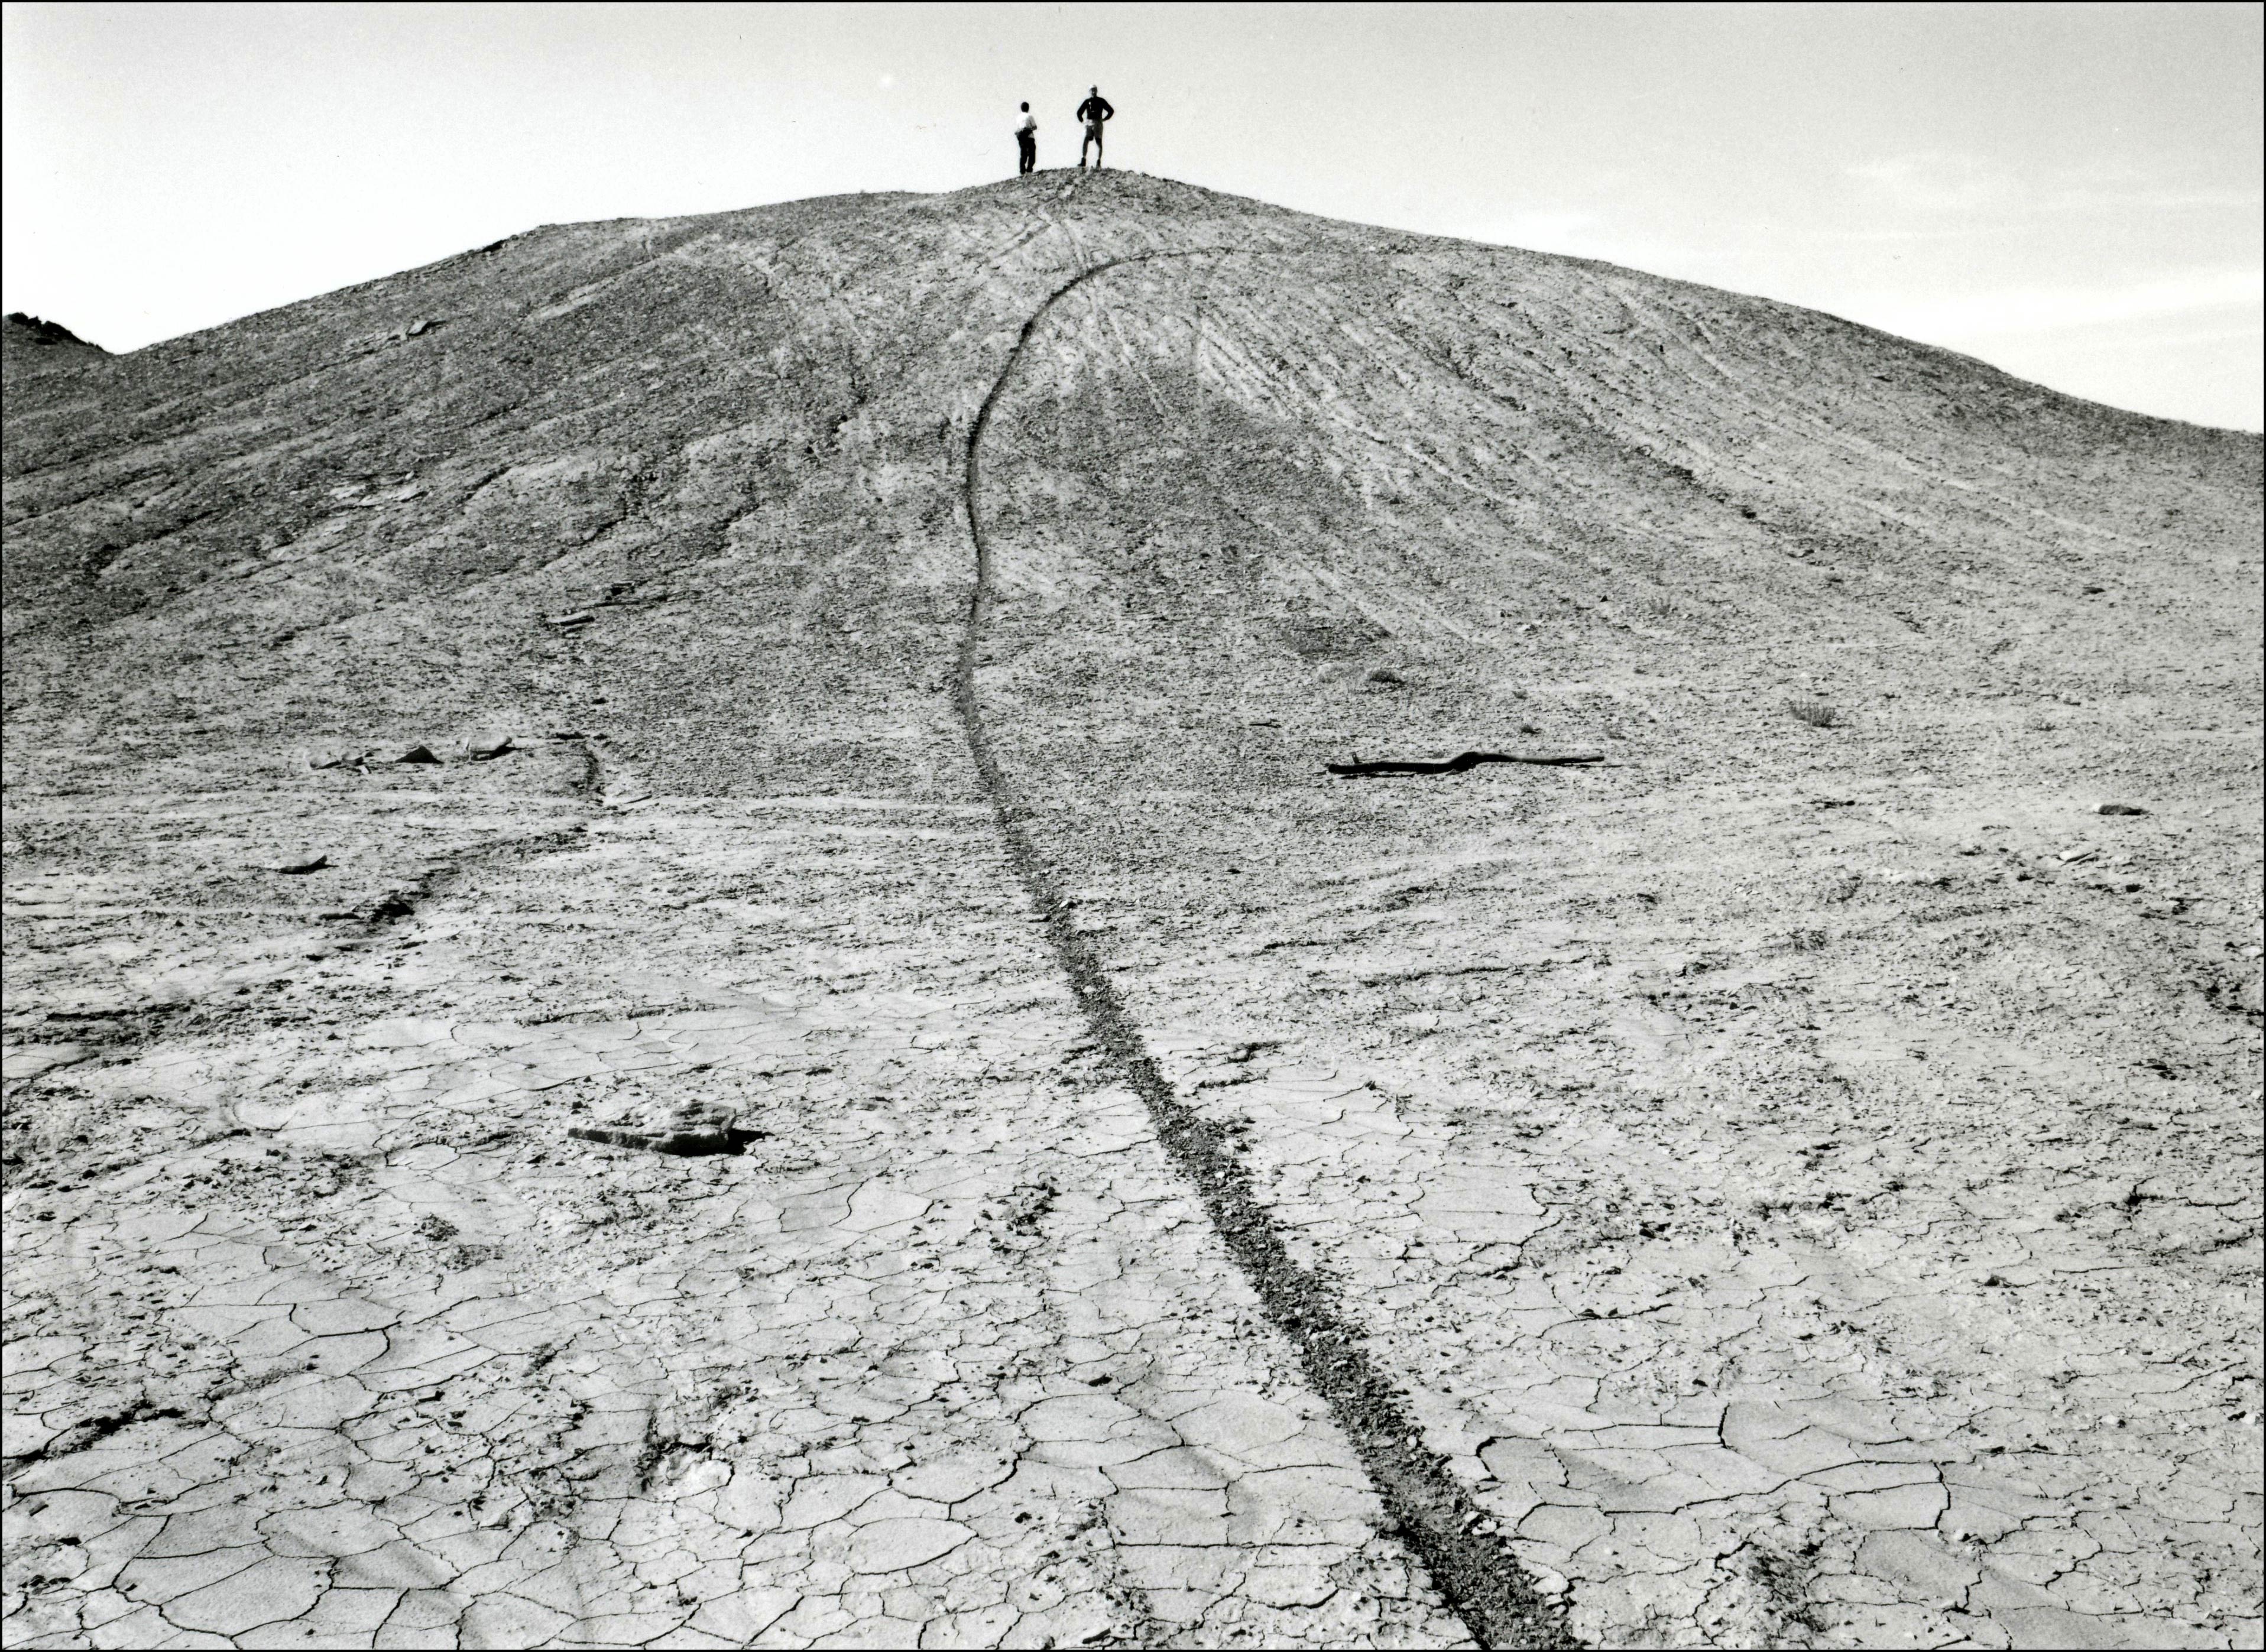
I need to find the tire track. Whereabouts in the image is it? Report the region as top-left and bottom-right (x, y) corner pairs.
(953, 246), (1574, 1650)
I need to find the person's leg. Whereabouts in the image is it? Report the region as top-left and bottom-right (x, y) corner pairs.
(1094, 124), (1104, 168)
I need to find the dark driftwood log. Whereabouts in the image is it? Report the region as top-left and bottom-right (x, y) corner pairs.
(568, 1124), (766, 1156)
(1326, 751), (1606, 777)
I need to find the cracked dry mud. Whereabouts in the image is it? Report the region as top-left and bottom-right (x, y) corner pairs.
(4, 171), (2261, 1648)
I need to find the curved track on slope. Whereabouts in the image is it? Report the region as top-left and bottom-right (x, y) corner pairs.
(954, 246), (1572, 1651)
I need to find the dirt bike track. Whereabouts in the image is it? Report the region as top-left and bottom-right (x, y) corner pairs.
(957, 240), (1565, 1648)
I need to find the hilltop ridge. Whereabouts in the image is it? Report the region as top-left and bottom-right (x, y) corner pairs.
(4, 172), (2259, 1650)
(1, 309), (106, 371)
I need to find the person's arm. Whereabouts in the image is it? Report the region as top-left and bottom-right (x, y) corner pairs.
(1100, 98), (1114, 119)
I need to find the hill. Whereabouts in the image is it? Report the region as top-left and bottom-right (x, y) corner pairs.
(4, 172), (2259, 1649)
(2, 310), (106, 372)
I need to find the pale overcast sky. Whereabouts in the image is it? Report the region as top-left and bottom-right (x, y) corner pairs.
(4, 2), (2259, 429)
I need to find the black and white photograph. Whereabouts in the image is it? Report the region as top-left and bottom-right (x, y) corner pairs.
(3, 4), (2260, 1647)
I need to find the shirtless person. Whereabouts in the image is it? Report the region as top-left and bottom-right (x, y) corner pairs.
(1075, 86), (1113, 169)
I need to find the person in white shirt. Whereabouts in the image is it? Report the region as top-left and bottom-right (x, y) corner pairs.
(1015, 102), (1038, 176)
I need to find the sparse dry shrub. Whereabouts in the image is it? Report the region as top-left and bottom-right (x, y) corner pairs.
(1787, 697), (1842, 728)
(1630, 589), (1681, 623)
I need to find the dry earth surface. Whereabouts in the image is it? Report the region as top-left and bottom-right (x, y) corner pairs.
(3, 171), (2261, 1649)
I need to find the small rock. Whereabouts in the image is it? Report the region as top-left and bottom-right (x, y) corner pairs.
(396, 744), (442, 765)
(2057, 847), (2097, 864)
(273, 855), (330, 875)
(1365, 667), (1407, 686)
(569, 1125), (649, 1150)
(2096, 802), (2148, 816)
(466, 735), (516, 761)
(546, 612), (596, 629)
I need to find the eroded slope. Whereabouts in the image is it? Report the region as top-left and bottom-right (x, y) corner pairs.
(5, 171), (2261, 1649)
(967, 193), (2264, 1647)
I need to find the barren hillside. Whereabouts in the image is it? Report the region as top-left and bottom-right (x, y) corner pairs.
(4, 172), (2260, 1648)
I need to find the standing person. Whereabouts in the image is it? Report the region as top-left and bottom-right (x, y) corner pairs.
(1014, 102), (1038, 175)
(1075, 86), (1113, 169)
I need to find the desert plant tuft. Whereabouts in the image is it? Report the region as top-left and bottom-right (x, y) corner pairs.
(1787, 697), (1843, 728)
